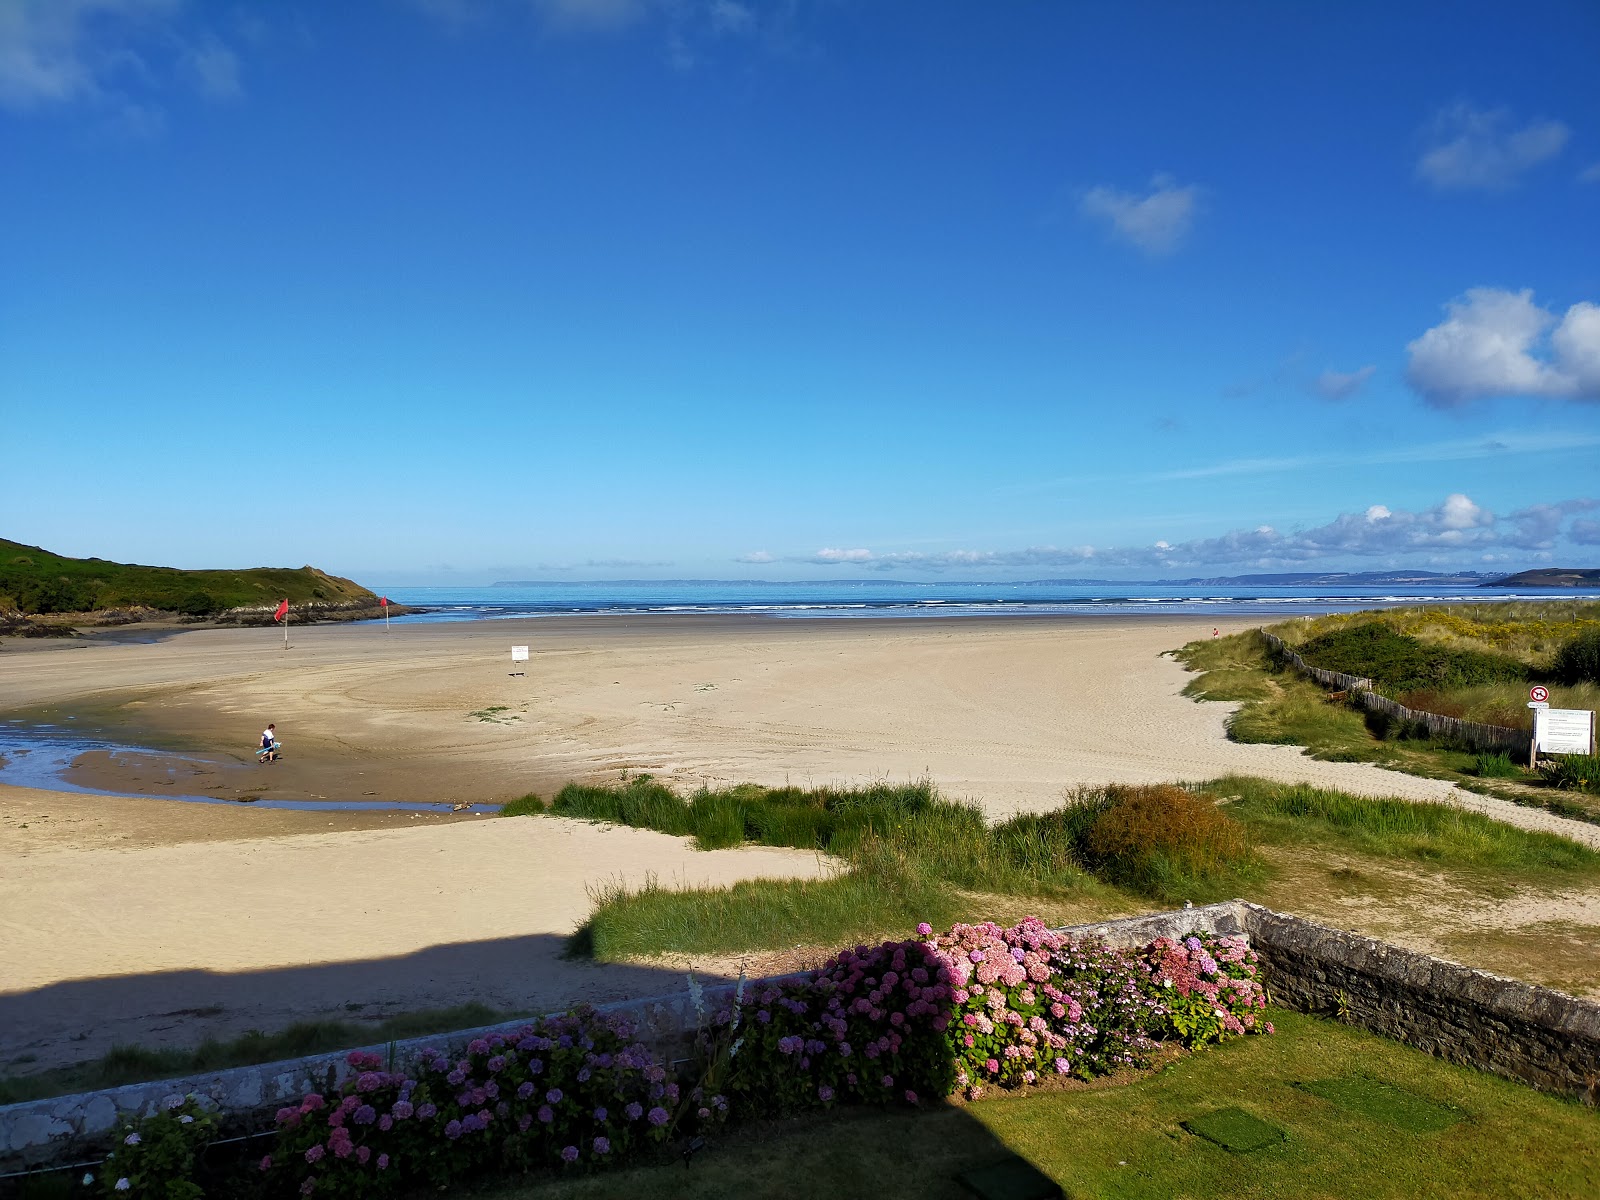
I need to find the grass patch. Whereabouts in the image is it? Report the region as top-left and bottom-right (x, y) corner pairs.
(499, 793), (546, 817)
(1296, 1076), (1465, 1132)
(476, 1009), (1600, 1200)
(1295, 621), (1528, 693)
(1272, 601), (1600, 671)
(551, 777), (1131, 960)
(1207, 777), (1600, 878)
(0, 1003), (507, 1106)
(1180, 1106), (1286, 1153)
(1175, 626), (1600, 822)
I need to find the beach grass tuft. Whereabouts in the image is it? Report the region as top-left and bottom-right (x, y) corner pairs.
(1205, 776), (1600, 876)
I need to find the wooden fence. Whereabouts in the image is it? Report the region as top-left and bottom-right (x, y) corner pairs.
(1258, 631), (1528, 759)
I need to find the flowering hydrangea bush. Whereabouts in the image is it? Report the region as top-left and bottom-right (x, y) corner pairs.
(725, 938), (958, 1115)
(266, 1007), (697, 1198)
(96, 1094), (214, 1199)
(1140, 931), (1271, 1045)
(927, 917), (1171, 1093)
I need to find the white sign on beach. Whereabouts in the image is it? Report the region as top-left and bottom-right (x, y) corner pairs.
(511, 645), (530, 663)
(1535, 708), (1595, 756)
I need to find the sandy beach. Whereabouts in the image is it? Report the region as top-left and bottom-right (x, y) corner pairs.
(3, 614), (1596, 1071)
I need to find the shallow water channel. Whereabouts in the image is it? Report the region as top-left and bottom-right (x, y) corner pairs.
(0, 719), (500, 813)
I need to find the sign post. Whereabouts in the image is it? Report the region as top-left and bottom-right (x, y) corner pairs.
(1535, 707), (1596, 757)
(1527, 687), (1550, 765)
(511, 645), (529, 678)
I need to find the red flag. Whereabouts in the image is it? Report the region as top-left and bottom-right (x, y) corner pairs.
(380, 596), (389, 607)
(273, 598), (289, 622)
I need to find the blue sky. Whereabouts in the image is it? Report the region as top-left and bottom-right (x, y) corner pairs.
(2, 0), (1597, 584)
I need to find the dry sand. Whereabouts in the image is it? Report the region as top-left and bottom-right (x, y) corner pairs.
(0, 784), (830, 1068)
(2, 614), (1596, 1071)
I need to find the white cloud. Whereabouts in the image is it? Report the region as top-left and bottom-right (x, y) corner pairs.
(1313, 365), (1375, 401)
(1079, 174), (1200, 256)
(707, 0), (753, 35)
(734, 550), (774, 564)
(0, 0), (177, 109)
(187, 35), (238, 98)
(1406, 288), (1600, 406)
(1416, 104), (1569, 191)
(1581, 162), (1600, 184)
(780, 494), (1599, 573)
(0, 0), (247, 115)
(531, 0), (646, 33)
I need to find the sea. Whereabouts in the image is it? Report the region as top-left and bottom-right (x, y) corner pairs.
(377, 580), (1600, 623)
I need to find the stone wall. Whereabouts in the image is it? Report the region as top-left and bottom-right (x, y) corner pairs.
(4, 900), (1596, 1178)
(1240, 902), (1600, 1099)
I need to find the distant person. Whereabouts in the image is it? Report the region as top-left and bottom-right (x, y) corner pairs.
(1212, 627), (1219, 638)
(258, 723), (280, 763)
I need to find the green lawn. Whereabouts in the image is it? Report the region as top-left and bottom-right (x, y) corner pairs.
(467, 1011), (1599, 1200)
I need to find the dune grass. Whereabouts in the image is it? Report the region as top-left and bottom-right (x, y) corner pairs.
(1174, 626), (1600, 822)
(1270, 601), (1600, 668)
(535, 778), (1275, 960)
(538, 770), (1600, 961)
(544, 776), (1129, 960)
(0, 1004), (507, 1107)
(1205, 777), (1600, 878)
(477, 1009), (1600, 1200)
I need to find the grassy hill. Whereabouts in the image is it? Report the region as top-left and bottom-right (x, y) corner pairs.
(0, 538), (379, 618)
(1489, 567), (1600, 588)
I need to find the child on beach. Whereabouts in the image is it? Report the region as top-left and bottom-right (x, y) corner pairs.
(258, 723), (280, 763)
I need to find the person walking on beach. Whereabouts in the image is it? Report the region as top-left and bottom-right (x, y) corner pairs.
(259, 723), (280, 763)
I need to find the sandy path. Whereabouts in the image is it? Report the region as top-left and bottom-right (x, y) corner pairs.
(0, 795), (829, 1069)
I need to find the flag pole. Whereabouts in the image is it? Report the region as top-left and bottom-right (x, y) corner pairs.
(284, 601), (290, 651)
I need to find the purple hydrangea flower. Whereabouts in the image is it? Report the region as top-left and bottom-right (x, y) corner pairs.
(648, 1106), (669, 1127)
(561, 1145), (579, 1163)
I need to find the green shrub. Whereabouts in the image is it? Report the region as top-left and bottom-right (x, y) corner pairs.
(95, 1095), (215, 1198)
(1473, 752), (1521, 779)
(1053, 784), (1263, 903)
(1552, 628), (1600, 686)
(1537, 754), (1600, 794)
(1296, 621), (1527, 694)
(499, 793), (546, 816)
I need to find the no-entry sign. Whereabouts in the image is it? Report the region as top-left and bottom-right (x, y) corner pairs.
(1529, 685), (1549, 703)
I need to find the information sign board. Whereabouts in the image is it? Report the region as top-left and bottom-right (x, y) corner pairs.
(511, 645), (530, 663)
(1535, 708), (1595, 756)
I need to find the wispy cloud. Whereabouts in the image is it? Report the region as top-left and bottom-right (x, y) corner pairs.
(1416, 103), (1569, 191)
(1079, 174), (1200, 256)
(1581, 162), (1600, 184)
(536, 557), (674, 571)
(1405, 287), (1600, 407)
(779, 494), (1600, 573)
(999, 429), (1600, 500)
(0, 0), (245, 117)
(187, 33), (238, 98)
(531, 0), (646, 34)
(1312, 365), (1376, 401)
(734, 550), (774, 564)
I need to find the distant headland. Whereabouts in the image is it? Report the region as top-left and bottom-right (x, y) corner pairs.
(0, 538), (397, 636)
(1484, 568), (1600, 588)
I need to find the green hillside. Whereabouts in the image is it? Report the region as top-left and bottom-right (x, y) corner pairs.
(0, 538), (379, 617)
